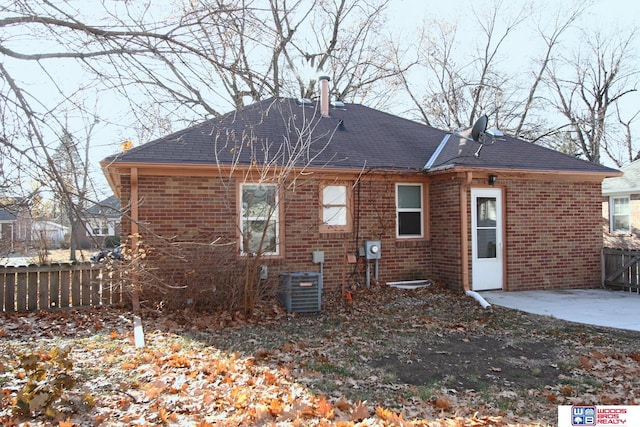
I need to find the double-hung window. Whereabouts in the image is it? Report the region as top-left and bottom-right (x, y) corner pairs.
(610, 196), (630, 233)
(396, 184), (423, 238)
(90, 220), (113, 236)
(320, 183), (351, 232)
(240, 183), (279, 255)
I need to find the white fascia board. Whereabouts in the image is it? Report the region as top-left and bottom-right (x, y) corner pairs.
(603, 187), (640, 196)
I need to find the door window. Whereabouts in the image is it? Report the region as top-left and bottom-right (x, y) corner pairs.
(476, 197), (497, 259)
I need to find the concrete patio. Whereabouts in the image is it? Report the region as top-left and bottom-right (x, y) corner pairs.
(481, 288), (640, 332)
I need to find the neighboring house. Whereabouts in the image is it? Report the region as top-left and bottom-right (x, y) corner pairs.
(602, 159), (640, 249)
(0, 206), (17, 253)
(0, 198), (33, 254)
(31, 220), (69, 248)
(101, 84), (619, 295)
(81, 195), (121, 247)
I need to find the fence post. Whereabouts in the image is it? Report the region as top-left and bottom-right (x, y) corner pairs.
(0, 267), (4, 312)
(49, 266), (60, 308)
(81, 265), (91, 306)
(89, 267), (100, 306)
(39, 267), (49, 310)
(601, 248), (605, 288)
(60, 267), (71, 308)
(16, 268), (27, 312)
(27, 268), (38, 311)
(71, 267), (81, 306)
(4, 269), (15, 312)
(98, 268), (110, 305)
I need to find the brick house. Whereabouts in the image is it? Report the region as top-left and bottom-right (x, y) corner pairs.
(602, 159), (640, 249)
(101, 84), (619, 298)
(78, 195), (122, 248)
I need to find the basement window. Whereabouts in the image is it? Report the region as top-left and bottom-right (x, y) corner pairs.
(240, 183), (279, 255)
(610, 196), (630, 233)
(396, 184), (423, 238)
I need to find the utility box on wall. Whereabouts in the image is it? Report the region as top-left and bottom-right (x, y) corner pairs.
(364, 240), (381, 260)
(278, 272), (323, 313)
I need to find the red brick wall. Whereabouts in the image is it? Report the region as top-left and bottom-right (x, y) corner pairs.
(119, 171), (604, 294)
(120, 173), (431, 292)
(352, 179), (431, 285)
(504, 179), (603, 290)
(429, 178), (464, 290)
(428, 176), (604, 291)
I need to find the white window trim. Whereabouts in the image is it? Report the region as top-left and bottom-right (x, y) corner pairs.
(88, 219), (116, 236)
(610, 195), (631, 234)
(240, 183), (279, 256)
(396, 183), (424, 238)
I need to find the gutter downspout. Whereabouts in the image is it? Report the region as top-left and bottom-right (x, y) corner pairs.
(466, 290), (491, 309)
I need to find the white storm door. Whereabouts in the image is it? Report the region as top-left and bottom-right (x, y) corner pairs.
(471, 188), (503, 291)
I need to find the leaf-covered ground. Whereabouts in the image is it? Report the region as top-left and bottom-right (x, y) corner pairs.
(1, 283), (640, 426)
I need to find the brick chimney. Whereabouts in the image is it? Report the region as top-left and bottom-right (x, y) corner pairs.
(319, 75), (330, 117)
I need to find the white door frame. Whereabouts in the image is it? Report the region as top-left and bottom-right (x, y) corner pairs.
(471, 188), (503, 291)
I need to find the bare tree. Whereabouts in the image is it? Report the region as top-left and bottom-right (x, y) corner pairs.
(400, 19), (467, 129)
(513, 2), (587, 139)
(619, 107), (640, 162)
(466, 1), (532, 127)
(545, 29), (639, 165)
(49, 115), (99, 260)
(0, 0), (403, 246)
(0, 0), (403, 199)
(391, 0), (640, 167)
(397, 1), (533, 130)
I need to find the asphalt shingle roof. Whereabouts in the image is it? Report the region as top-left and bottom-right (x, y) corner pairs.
(104, 97), (619, 176)
(430, 132), (619, 174)
(602, 159), (640, 194)
(0, 208), (16, 222)
(106, 98), (445, 171)
(86, 195), (121, 216)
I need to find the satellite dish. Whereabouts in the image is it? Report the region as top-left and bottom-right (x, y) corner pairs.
(471, 115), (488, 142)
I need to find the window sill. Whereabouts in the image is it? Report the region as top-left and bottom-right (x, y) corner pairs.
(319, 227), (353, 238)
(395, 239), (430, 248)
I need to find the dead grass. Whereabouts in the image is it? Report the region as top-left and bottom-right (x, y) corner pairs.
(1, 283), (639, 426)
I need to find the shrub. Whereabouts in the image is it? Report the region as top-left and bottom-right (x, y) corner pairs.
(131, 236), (278, 313)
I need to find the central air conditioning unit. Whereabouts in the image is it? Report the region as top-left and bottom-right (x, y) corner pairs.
(278, 272), (323, 313)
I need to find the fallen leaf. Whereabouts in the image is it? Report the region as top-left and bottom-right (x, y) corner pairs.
(350, 401), (369, 421)
(315, 396), (334, 419)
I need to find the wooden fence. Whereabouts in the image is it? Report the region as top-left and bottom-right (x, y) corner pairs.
(602, 248), (640, 291)
(0, 263), (125, 312)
